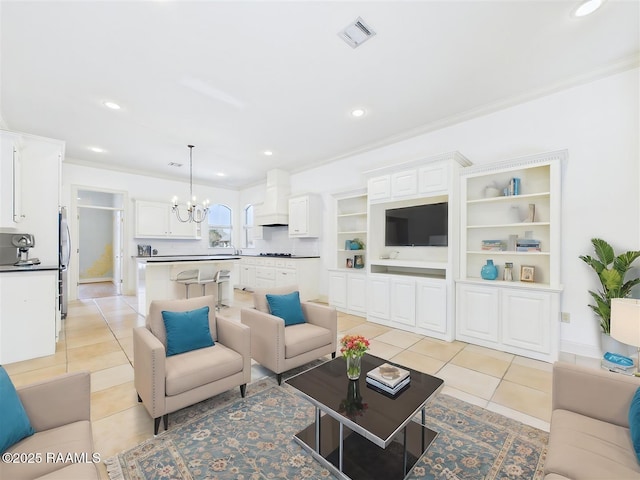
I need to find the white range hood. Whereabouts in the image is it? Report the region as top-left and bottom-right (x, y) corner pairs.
(255, 169), (290, 226)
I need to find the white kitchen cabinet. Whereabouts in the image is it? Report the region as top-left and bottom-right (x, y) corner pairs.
(391, 170), (418, 198)
(419, 163), (449, 195)
(0, 270), (58, 364)
(390, 276), (416, 326)
(241, 257), (320, 301)
(415, 278), (447, 334)
(0, 131), (24, 228)
(288, 195), (322, 237)
(239, 259), (256, 288)
(134, 200), (200, 239)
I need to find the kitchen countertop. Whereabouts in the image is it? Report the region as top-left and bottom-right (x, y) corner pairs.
(239, 255), (320, 259)
(135, 255), (241, 263)
(0, 264), (59, 272)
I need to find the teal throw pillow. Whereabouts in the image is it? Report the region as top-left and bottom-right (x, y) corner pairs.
(629, 386), (640, 462)
(0, 366), (34, 453)
(161, 306), (214, 356)
(266, 291), (306, 326)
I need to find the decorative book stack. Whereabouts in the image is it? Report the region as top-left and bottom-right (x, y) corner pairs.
(481, 240), (505, 251)
(366, 363), (410, 395)
(516, 239), (541, 252)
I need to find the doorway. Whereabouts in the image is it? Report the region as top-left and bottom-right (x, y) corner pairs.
(73, 188), (125, 299)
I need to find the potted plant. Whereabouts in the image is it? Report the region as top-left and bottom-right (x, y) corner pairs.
(579, 238), (640, 343)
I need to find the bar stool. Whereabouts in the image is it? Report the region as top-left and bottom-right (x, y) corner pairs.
(213, 269), (231, 310)
(175, 268), (216, 299)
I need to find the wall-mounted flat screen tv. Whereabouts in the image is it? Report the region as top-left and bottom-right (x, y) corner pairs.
(385, 202), (448, 247)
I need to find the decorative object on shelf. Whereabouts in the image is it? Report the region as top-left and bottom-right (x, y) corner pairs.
(354, 254), (364, 269)
(507, 234), (518, 251)
(480, 259), (498, 280)
(340, 334), (370, 380)
(345, 239), (352, 250)
(511, 177), (521, 195)
(351, 238), (365, 250)
(525, 204), (536, 223)
(579, 238), (640, 334)
(481, 240), (505, 251)
(520, 265), (535, 282)
(484, 185), (501, 198)
(503, 262), (514, 281)
(339, 380), (368, 418)
(171, 145), (210, 223)
(346, 257), (353, 268)
(516, 238), (541, 252)
(610, 299), (640, 376)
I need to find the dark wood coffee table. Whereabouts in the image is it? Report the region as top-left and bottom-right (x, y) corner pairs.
(286, 354), (444, 480)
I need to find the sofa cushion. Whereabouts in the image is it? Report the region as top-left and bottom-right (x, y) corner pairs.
(266, 291), (306, 326)
(162, 306), (214, 356)
(1, 420), (94, 480)
(544, 409), (640, 479)
(0, 366), (34, 453)
(284, 323), (332, 359)
(165, 343), (243, 396)
(629, 387), (640, 462)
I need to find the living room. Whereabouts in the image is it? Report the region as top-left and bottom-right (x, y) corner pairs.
(1, 1), (639, 479)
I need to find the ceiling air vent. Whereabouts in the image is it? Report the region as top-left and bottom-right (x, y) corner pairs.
(168, 162), (183, 167)
(338, 17), (376, 48)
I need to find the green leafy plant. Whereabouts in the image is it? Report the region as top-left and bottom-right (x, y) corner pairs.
(579, 238), (640, 333)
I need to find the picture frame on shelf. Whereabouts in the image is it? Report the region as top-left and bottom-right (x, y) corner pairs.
(346, 258), (353, 268)
(521, 265), (535, 282)
(354, 255), (364, 269)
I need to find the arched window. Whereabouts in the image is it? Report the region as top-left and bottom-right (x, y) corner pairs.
(208, 204), (232, 248)
(244, 204), (255, 248)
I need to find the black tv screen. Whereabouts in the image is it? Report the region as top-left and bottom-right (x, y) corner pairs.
(385, 202), (448, 247)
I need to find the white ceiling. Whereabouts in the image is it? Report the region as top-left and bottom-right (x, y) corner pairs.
(1, 1), (638, 189)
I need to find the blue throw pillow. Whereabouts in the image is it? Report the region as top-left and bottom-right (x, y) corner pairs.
(162, 306), (214, 356)
(629, 387), (640, 462)
(0, 366), (34, 453)
(266, 291), (306, 326)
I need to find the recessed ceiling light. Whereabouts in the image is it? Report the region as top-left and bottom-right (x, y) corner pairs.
(216, 172), (226, 177)
(351, 108), (366, 118)
(263, 150), (273, 156)
(573, 0), (605, 17)
(102, 101), (121, 110)
(89, 146), (105, 153)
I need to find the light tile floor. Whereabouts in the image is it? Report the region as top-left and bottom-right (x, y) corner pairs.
(4, 289), (601, 479)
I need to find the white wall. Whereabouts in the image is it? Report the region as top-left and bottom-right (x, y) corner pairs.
(283, 67), (640, 357)
(62, 163), (240, 297)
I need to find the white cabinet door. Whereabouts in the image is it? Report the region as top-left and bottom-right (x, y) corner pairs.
(368, 175), (391, 202)
(0, 272), (57, 364)
(276, 268), (297, 286)
(501, 289), (552, 354)
(456, 283), (499, 342)
(416, 278), (447, 334)
(391, 170), (418, 198)
(328, 270), (347, 309)
(288, 196), (308, 236)
(136, 201), (169, 237)
(347, 273), (367, 313)
(240, 264), (256, 288)
(391, 277), (416, 326)
(367, 275), (390, 320)
(0, 132), (23, 227)
(418, 163), (449, 195)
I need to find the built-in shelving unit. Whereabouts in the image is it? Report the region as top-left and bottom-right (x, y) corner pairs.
(456, 150), (566, 362)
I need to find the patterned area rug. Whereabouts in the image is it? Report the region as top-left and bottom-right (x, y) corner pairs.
(106, 376), (548, 480)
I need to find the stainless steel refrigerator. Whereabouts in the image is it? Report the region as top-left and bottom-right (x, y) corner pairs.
(59, 206), (71, 318)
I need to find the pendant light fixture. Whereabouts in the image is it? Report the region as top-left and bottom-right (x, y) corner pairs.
(171, 144), (210, 223)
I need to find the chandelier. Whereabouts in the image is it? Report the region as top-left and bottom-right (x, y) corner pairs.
(172, 145), (210, 223)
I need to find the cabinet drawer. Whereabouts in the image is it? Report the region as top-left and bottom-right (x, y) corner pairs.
(255, 267), (275, 280)
(276, 268), (297, 286)
(255, 278), (276, 288)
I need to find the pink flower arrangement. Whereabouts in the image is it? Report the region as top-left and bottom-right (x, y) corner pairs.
(340, 334), (370, 359)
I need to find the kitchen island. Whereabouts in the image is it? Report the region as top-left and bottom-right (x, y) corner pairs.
(135, 255), (241, 315)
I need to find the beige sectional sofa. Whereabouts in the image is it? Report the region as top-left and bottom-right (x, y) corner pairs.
(0, 371), (99, 480)
(544, 362), (640, 479)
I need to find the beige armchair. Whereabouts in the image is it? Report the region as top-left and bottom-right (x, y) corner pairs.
(1, 371), (99, 480)
(241, 285), (337, 385)
(133, 296), (251, 434)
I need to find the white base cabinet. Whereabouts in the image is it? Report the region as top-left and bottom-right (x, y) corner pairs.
(0, 271), (59, 364)
(456, 281), (559, 362)
(328, 270), (367, 316)
(366, 273), (451, 339)
(240, 257), (319, 301)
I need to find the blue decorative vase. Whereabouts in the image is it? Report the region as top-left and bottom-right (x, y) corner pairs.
(481, 259), (498, 280)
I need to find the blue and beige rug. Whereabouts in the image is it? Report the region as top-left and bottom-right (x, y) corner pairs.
(106, 373), (547, 480)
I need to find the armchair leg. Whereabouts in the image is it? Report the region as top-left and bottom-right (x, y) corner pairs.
(332, 352), (336, 359)
(137, 393), (142, 403)
(277, 373), (283, 385)
(240, 384), (246, 398)
(154, 414), (169, 435)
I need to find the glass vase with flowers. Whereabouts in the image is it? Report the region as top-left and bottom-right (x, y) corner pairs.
(340, 334), (370, 380)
